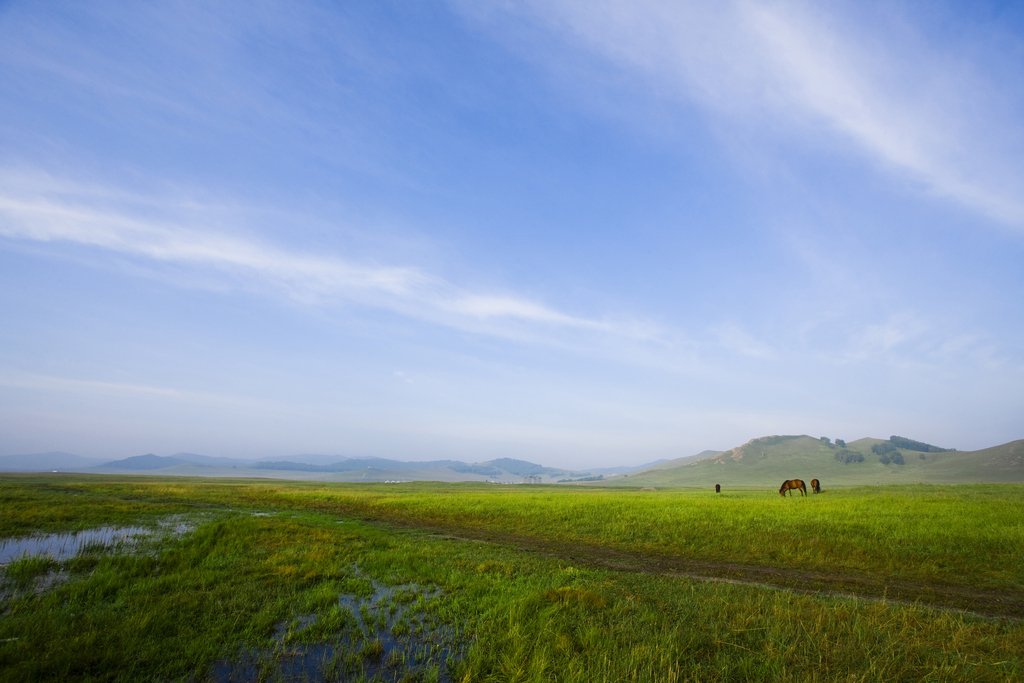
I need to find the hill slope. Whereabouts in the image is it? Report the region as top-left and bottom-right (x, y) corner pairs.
(607, 435), (1024, 487)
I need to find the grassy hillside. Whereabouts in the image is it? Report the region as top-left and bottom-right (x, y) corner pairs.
(607, 435), (1024, 487)
(640, 449), (721, 471)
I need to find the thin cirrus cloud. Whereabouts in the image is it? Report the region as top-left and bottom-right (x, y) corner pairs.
(0, 172), (625, 340)
(462, 0), (1024, 226)
(0, 369), (263, 409)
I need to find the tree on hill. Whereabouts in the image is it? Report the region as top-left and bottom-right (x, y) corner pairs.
(835, 439), (846, 448)
(835, 449), (864, 464)
(879, 451), (905, 466)
(872, 442), (898, 456)
(888, 436), (952, 453)
(751, 435), (801, 447)
(820, 437), (831, 445)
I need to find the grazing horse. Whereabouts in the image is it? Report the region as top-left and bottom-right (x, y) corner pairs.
(715, 484), (721, 493)
(810, 478), (821, 494)
(779, 479), (807, 497)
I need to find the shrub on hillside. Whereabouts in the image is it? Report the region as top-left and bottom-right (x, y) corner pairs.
(879, 453), (891, 465)
(919, 452), (927, 460)
(879, 451), (905, 465)
(889, 436), (952, 453)
(835, 449), (864, 464)
(835, 439), (846, 448)
(752, 435), (802, 447)
(872, 442), (898, 456)
(820, 436), (831, 444)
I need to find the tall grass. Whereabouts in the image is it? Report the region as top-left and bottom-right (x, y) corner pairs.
(0, 476), (1022, 681)
(25, 477), (1021, 591)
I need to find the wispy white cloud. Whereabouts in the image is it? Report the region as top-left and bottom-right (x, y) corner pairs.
(0, 170), (627, 339)
(461, 0), (1024, 226)
(848, 313), (928, 359)
(0, 369), (262, 408)
(3, 169), (1008, 383)
(712, 323), (775, 359)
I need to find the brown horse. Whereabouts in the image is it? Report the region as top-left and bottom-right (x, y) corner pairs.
(810, 478), (821, 494)
(715, 484), (721, 493)
(779, 479), (807, 497)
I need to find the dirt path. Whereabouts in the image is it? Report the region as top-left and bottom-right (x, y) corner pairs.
(383, 521), (1024, 620)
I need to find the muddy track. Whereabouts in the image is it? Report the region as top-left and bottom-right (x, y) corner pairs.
(379, 520), (1024, 620)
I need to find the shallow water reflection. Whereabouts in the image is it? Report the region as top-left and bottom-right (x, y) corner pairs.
(213, 578), (463, 683)
(0, 527), (148, 564)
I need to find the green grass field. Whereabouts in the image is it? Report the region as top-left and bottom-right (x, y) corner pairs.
(1, 474), (1022, 681)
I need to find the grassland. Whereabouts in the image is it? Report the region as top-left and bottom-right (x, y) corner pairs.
(1, 474), (1022, 681)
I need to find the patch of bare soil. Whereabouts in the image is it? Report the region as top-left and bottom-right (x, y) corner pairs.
(383, 521), (1024, 620)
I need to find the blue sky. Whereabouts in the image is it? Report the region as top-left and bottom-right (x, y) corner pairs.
(1, 0), (1022, 466)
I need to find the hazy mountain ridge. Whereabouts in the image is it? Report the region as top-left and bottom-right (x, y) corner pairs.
(583, 458), (672, 475)
(0, 451), (106, 471)
(6, 436), (1019, 485)
(249, 458), (465, 473)
(241, 456), (584, 480)
(171, 453), (254, 467)
(1, 451), (595, 482)
(99, 454), (206, 470)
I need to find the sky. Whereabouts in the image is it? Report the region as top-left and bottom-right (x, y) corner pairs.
(1, 0), (1022, 467)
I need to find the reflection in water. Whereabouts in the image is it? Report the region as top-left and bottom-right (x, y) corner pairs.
(213, 577), (463, 683)
(0, 517), (196, 565)
(0, 527), (149, 564)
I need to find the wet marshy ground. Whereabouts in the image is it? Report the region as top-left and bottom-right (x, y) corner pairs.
(0, 516), (198, 599)
(0, 516), (196, 566)
(0, 512), (468, 680)
(213, 578), (464, 683)
(0, 526), (150, 564)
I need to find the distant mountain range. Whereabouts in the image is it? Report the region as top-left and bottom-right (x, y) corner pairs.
(238, 456), (584, 481)
(4, 436), (1020, 485)
(0, 451), (105, 472)
(98, 454), (207, 470)
(0, 451), (641, 482)
(250, 458), (470, 473)
(583, 458), (671, 475)
(171, 452), (258, 467)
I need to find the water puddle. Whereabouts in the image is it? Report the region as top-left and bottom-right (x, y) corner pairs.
(0, 514), (200, 566)
(0, 527), (149, 565)
(212, 576), (464, 682)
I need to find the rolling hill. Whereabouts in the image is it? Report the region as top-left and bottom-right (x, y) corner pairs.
(606, 435), (1024, 487)
(99, 454), (200, 470)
